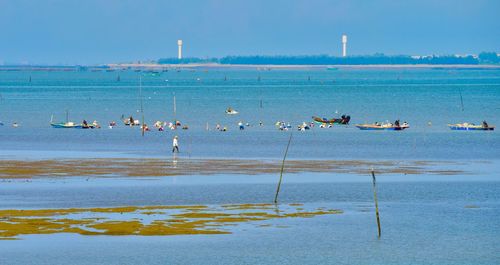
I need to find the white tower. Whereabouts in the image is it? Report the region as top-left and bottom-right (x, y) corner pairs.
(342, 35), (347, 57)
(177, 39), (183, 59)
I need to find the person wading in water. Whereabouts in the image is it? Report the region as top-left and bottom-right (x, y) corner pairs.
(172, 135), (179, 153)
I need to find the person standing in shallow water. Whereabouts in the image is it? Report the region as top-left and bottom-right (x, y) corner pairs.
(172, 136), (179, 153)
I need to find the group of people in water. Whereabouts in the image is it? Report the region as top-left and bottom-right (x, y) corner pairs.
(215, 121), (261, 131)
(74, 118), (492, 132)
(93, 116), (411, 132)
(122, 116), (188, 132)
(1, 121), (19, 127)
(82, 120), (101, 129)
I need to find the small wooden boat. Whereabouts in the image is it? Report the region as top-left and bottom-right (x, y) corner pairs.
(50, 112), (93, 129)
(312, 115), (350, 125)
(51, 121), (79, 128)
(50, 122), (95, 129)
(448, 123), (494, 131)
(355, 123), (409, 131)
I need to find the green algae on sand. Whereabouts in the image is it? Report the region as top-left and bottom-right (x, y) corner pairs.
(0, 204), (342, 240)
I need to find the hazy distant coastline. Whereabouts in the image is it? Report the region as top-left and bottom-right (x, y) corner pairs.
(1, 63), (500, 72)
(108, 63), (500, 70)
(2, 52), (500, 71)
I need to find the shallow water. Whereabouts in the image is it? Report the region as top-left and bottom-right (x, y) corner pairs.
(0, 174), (499, 265)
(0, 68), (499, 160)
(0, 68), (499, 264)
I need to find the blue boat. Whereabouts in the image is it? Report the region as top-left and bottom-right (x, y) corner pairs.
(50, 112), (96, 129)
(50, 122), (80, 128)
(448, 123), (494, 131)
(355, 122), (409, 131)
(51, 122), (95, 129)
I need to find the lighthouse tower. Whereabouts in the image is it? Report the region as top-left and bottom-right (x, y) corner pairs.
(177, 40), (183, 59)
(342, 35), (347, 57)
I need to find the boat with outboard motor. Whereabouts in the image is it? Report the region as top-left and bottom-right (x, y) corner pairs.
(51, 120), (96, 129)
(312, 115), (350, 125)
(50, 113), (98, 129)
(448, 121), (494, 131)
(355, 120), (409, 131)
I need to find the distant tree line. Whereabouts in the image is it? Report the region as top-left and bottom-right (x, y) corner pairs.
(158, 52), (499, 65)
(478, 52), (500, 64)
(218, 54), (480, 65)
(158, 57), (218, 64)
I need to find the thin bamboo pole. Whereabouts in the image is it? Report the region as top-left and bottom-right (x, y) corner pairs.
(173, 93), (176, 119)
(274, 133), (293, 204)
(371, 169), (381, 238)
(140, 76), (144, 137)
(459, 87), (464, 111)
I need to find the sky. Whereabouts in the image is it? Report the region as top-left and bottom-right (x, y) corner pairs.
(0, 0), (499, 65)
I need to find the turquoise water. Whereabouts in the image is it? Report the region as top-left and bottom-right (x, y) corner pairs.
(0, 68), (499, 159)
(0, 68), (499, 264)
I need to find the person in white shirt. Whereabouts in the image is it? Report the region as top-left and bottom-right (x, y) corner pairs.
(172, 136), (179, 153)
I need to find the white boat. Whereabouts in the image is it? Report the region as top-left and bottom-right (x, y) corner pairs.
(225, 108), (239, 115)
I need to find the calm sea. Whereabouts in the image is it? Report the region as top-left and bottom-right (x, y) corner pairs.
(0, 68), (499, 160)
(0, 68), (499, 264)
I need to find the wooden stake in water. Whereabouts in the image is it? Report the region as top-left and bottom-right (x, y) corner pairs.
(458, 87), (464, 111)
(173, 92), (176, 119)
(371, 169), (381, 238)
(139, 76), (145, 137)
(274, 133), (293, 204)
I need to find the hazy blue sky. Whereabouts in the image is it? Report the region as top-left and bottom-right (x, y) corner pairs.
(0, 0), (499, 64)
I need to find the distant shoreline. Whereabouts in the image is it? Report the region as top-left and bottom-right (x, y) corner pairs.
(1, 63), (500, 72)
(108, 63), (500, 70)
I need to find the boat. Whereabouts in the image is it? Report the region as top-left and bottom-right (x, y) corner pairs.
(225, 107), (239, 115)
(448, 122), (494, 131)
(50, 112), (96, 129)
(51, 121), (95, 129)
(50, 121), (96, 129)
(50, 112), (80, 128)
(51, 121), (80, 128)
(312, 115), (350, 125)
(355, 121), (409, 131)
